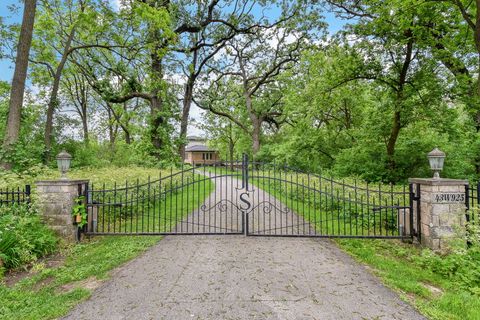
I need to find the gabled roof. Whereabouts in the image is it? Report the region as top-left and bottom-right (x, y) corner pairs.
(185, 144), (216, 152)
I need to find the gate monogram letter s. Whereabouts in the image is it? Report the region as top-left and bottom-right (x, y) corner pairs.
(240, 192), (251, 211)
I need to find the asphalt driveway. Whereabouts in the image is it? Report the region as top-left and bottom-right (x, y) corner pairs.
(62, 235), (423, 320)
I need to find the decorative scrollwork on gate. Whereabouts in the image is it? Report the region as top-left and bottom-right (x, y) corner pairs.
(200, 199), (243, 213)
(249, 201), (290, 215)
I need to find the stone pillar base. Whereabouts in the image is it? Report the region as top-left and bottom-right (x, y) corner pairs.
(409, 178), (468, 252)
(35, 180), (89, 242)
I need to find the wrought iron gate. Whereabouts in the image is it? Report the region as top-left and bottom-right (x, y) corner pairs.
(85, 155), (413, 239)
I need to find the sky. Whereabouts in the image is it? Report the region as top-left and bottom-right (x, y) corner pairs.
(0, 0), (347, 136)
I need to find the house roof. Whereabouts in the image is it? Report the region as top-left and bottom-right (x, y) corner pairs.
(185, 144), (216, 152)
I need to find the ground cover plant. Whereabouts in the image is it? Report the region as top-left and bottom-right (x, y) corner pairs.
(0, 204), (57, 277)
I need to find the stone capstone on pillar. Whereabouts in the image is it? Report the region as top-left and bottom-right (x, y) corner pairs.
(408, 178), (468, 251)
(35, 180), (89, 241)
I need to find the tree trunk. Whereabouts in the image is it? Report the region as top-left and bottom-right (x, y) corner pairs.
(106, 107), (116, 146)
(244, 91), (262, 156)
(43, 26), (77, 163)
(1, 0), (37, 170)
(475, 54), (480, 174)
(150, 95), (163, 151)
(81, 103), (88, 145)
(251, 116), (261, 156)
(107, 102), (131, 145)
(179, 46), (198, 160)
(125, 129), (131, 144)
(471, 0), (480, 173)
(148, 23), (165, 157)
(385, 30), (412, 179)
(179, 77), (195, 160)
(229, 137), (235, 172)
(386, 110), (401, 171)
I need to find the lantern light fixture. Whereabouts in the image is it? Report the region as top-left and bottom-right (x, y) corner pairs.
(56, 150), (72, 180)
(427, 147), (445, 179)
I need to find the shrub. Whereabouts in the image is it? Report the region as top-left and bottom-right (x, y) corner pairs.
(0, 204), (58, 277)
(412, 221), (480, 296)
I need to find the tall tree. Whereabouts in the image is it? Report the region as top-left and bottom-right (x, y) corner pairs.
(63, 70), (92, 144)
(174, 0), (294, 160)
(73, 0), (178, 159)
(30, 0), (119, 162)
(328, 0), (447, 180)
(1, 0), (37, 170)
(197, 12), (317, 156)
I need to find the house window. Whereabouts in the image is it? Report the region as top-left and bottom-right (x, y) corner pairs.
(202, 153), (213, 160)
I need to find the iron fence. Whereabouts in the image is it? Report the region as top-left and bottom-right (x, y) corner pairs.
(246, 160), (412, 238)
(85, 164), (244, 235)
(84, 156), (413, 239)
(0, 185), (31, 206)
(466, 182), (479, 222)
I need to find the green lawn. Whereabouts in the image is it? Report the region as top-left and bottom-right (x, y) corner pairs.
(93, 173), (214, 234)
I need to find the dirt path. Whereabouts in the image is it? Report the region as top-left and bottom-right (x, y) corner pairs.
(62, 172), (424, 320)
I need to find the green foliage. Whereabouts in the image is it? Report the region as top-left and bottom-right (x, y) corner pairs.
(0, 81), (45, 172)
(413, 246), (480, 296)
(410, 220), (480, 297)
(61, 140), (167, 168)
(0, 205), (58, 275)
(266, 44), (477, 183)
(71, 197), (87, 228)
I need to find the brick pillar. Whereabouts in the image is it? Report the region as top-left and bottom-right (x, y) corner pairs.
(35, 180), (89, 241)
(408, 178), (468, 251)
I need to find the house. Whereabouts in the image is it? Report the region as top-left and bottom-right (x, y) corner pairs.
(184, 136), (220, 165)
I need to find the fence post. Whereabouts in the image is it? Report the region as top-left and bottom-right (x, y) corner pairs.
(408, 178), (468, 252)
(25, 185), (31, 203)
(35, 179), (89, 242)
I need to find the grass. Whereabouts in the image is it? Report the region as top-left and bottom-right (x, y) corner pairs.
(94, 174), (215, 234)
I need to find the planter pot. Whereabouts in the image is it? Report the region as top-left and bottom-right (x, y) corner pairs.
(75, 215), (82, 224)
